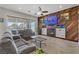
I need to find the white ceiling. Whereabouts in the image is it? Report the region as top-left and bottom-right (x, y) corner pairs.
(0, 4), (78, 17)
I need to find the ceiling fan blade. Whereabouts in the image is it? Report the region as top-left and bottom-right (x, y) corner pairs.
(42, 11), (48, 13)
(38, 6), (42, 11)
(41, 13), (43, 15)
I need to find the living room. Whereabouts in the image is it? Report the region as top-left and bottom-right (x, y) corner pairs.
(0, 4), (79, 54)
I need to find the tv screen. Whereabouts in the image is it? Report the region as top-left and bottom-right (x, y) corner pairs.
(43, 16), (58, 26)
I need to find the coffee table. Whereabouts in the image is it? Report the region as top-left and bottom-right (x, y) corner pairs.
(34, 37), (47, 48)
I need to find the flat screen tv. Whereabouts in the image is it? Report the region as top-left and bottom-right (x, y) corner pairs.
(43, 16), (58, 26)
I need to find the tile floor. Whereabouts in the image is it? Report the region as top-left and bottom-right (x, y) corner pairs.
(37, 35), (79, 54)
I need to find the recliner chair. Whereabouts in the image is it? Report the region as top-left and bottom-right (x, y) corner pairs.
(18, 29), (35, 40)
(0, 32), (36, 54)
(0, 37), (18, 54)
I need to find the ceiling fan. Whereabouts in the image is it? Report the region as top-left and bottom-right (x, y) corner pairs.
(35, 6), (48, 16)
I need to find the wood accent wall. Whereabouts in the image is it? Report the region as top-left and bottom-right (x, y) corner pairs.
(78, 6), (79, 42)
(66, 7), (78, 41)
(38, 6), (79, 42)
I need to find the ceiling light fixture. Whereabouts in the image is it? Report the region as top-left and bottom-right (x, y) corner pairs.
(19, 8), (22, 10)
(59, 5), (62, 9)
(37, 11), (42, 15)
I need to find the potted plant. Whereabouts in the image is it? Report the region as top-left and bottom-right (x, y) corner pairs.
(34, 48), (46, 54)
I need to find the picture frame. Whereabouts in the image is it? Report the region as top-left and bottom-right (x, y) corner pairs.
(61, 13), (69, 20)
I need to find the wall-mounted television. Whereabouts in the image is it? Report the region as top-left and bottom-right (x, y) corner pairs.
(43, 16), (58, 26)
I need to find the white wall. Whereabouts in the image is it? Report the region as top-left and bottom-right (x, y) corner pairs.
(0, 7), (38, 42)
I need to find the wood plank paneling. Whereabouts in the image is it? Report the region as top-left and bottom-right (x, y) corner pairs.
(38, 6), (78, 42)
